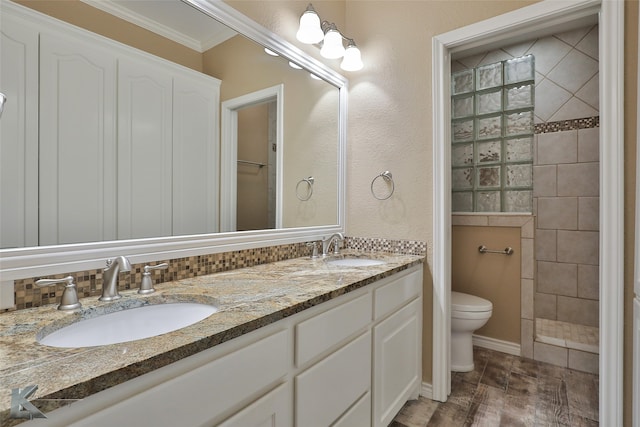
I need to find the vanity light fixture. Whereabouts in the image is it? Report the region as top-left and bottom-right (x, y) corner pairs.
(288, 61), (303, 70)
(320, 23), (345, 59)
(296, 3), (363, 71)
(264, 47), (279, 57)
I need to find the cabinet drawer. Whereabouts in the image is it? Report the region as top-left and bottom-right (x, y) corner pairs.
(78, 329), (289, 427)
(218, 383), (291, 427)
(295, 331), (371, 427)
(296, 292), (371, 366)
(333, 391), (371, 427)
(374, 268), (422, 320)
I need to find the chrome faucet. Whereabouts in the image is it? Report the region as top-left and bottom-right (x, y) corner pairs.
(321, 232), (344, 256)
(99, 256), (132, 301)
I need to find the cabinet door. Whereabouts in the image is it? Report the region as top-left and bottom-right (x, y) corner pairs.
(333, 391), (371, 427)
(0, 14), (39, 248)
(117, 57), (173, 239)
(172, 73), (220, 235)
(296, 331), (371, 427)
(218, 383), (292, 427)
(39, 32), (117, 245)
(373, 298), (421, 427)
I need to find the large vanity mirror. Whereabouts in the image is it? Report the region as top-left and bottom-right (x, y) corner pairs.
(0, 0), (346, 279)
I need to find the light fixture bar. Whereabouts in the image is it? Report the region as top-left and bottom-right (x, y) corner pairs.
(295, 3), (363, 71)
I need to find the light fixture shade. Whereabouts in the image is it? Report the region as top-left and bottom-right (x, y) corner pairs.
(320, 26), (345, 59)
(341, 43), (363, 71)
(296, 7), (324, 44)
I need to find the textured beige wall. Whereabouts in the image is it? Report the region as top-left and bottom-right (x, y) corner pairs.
(452, 226), (521, 344)
(204, 34), (340, 229)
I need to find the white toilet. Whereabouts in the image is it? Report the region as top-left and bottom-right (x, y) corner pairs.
(451, 291), (493, 372)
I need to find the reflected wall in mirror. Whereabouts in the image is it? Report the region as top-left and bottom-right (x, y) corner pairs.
(0, 0), (340, 249)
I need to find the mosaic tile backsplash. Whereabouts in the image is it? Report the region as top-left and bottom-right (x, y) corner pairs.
(4, 236), (427, 312)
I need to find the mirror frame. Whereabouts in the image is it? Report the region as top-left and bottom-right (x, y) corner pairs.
(0, 0), (347, 281)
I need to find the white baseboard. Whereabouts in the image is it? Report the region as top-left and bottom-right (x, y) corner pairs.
(420, 382), (433, 400)
(473, 334), (521, 356)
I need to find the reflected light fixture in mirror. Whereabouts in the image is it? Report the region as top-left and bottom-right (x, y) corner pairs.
(295, 3), (363, 71)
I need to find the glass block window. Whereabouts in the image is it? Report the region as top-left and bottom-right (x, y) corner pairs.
(451, 54), (534, 213)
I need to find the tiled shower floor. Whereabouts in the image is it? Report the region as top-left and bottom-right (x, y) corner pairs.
(535, 318), (599, 354)
(391, 346), (599, 426)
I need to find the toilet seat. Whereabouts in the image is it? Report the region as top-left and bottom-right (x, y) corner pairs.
(452, 291), (492, 312)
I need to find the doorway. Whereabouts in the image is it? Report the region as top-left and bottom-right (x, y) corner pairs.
(432, 1), (624, 425)
(220, 84), (284, 232)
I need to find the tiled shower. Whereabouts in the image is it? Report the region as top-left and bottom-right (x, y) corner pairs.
(451, 25), (599, 373)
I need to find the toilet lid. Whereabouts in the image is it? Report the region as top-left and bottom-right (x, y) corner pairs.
(452, 291), (492, 312)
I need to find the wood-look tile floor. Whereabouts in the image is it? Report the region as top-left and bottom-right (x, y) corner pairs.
(391, 347), (599, 427)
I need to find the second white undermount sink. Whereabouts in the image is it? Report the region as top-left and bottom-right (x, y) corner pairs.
(325, 257), (386, 267)
(38, 302), (218, 348)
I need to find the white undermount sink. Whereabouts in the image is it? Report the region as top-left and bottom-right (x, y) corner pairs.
(325, 257), (386, 267)
(38, 302), (218, 348)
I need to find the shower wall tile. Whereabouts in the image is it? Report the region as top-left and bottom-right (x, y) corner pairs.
(549, 97), (599, 122)
(557, 296), (599, 327)
(568, 349), (598, 374)
(521, 319), (534, 358)
(577, 128), (599, 162)
(537, 197), (578, 230)
(547, 49), (598, 94)
(557, 230), (599, 265)
(526, 37), (572, 75)
(575, 26), (599, 60)
(522, 279), (534, 319)
(555, 26), (592, 47)
(521, 238), (535, 279)
(576, 73), (599, 111)
(537, 131), (577, 165)
(557, 163), (599, 197)
(503, 40), (536, 58)
(534, 342), (568, 367)
(533, 165), (557, 197)
(535, 292), (557, 319)
(451, 214), (489, 226)
(577, 264), (599, 300)
(537, 261), (577, 296)
(578, 197), (599, 231)
(534, 78), (572, 123)
(535, 229), (557, 262)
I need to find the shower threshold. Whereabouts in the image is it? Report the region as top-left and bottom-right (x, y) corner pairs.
(535, 318), (599, 354)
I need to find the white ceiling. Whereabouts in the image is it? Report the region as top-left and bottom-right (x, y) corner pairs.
(81, 0), (237, 52)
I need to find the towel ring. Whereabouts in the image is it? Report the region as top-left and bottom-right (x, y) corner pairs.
(371, 171), (394, 200)
(296, 176), (314, 201)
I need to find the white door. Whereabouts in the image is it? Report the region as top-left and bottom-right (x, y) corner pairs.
(39, 32), (117, 245)
(0, 15), (38, 248)
(172, 73), (220, 236)
(117, 58), (173, 239)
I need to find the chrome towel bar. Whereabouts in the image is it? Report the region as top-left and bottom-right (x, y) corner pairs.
(478, 245), (514, 255)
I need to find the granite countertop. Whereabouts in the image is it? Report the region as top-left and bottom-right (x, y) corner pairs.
(0, 251), (423, 420)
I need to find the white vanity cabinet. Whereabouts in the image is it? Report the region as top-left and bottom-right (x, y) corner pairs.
(22, 265), (423, 427)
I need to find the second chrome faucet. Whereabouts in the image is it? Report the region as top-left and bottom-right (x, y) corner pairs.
(99, 256), (132, 301)
(321, 232), (344, 257)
